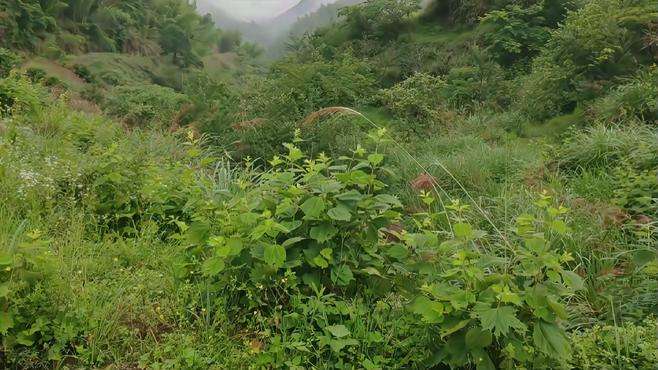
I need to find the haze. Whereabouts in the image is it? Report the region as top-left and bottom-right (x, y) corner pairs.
(205, 0), (300, 21)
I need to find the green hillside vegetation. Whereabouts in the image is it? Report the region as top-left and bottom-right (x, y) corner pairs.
(1, 0), (657, 368)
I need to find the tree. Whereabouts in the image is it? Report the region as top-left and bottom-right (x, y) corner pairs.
(160, 22), (192, 65)
(219, 30), (242, 53)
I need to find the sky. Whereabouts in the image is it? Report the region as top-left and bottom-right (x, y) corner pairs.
(208, 0), (301, 21)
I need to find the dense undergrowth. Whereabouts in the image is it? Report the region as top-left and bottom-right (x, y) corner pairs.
(1, 0), (658, 368)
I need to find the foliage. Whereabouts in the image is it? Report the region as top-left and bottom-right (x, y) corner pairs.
(160, 22), (194, 67)
(480, 2), (554, 66)
(72, 63), (95, 83)
(588, 67), (658, 124)
(613, 165), (658, 218)
(180, 132), (404, 310)
(0, 0), (219, 66)
(570, 317), (658, 369)
(379, 72), (446, 130)
(441, 48), (508, 110)
(1, 0), (658, 367)
(0, 0), (58, 49)
(410, 193), (582, 368)
(557, 125), (658, 172)
(339, 0), (420, 40)
(104, 84), (189, 127)
(0, 49), (22, 78)
(229, 53), (376, 158)
(218, 30), (242, 53)
(0, 229), (84, 366)
(518, 0), (658, 119)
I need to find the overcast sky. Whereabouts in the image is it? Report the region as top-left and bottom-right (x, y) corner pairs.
(208, 0), (300, 20)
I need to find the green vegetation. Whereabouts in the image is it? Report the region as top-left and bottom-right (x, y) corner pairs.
(1, 0), (657, 368)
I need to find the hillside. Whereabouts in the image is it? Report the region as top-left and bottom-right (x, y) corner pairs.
(197, 0), (350, 48)
(1, 0), (657, 368)
(268, 0), (365, 57)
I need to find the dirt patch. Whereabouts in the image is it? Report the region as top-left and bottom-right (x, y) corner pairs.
(24, 57), (87, 92)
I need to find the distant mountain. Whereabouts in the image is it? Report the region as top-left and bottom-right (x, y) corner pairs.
(265, 0), (364, 58)
(195, 0), (271, 45)
(195, 0), (247, 30)
(194, 0), (355, 48)
(268, 0), (325, 29)
(287, 0), (364, 38)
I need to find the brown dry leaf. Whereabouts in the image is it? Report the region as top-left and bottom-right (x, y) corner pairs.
(410, 172), (437, 192)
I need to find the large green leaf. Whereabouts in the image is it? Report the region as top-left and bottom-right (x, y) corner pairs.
(473, 303), (527, 337)
(300, 196), (325, 219)
(465, 327), (493, 349)
(532, 321), (571, 360)
(561, 270), (584, 291)
(201, 256), (225, 276)
(0, 252), (12, 266)
(326, 324), (350, 338)
(327, 205), (352, 221)
(263, 244), (286, 268)
(310, 223), (338, 243)
(331, 265), (354, 286)
(0, 311), (14, 334)
(410, 296), (444, 323)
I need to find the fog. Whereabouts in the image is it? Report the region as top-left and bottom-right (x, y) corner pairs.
(205, 0), (300, 21)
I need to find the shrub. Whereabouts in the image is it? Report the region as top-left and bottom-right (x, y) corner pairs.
(557, 125), (658, 172)
(73, 64), (95, 83)
(218, 31), (242, 53)
(25, 67), (47, 83)
(339, 0), (420, 41)
(104, 84), (189, 127)
(613, 165), (658, 218)
(178, 136), (430, 366)
(379, 72), (446, 131)
(239, 54), (376, 124)
(410, 194), (583, 368)
(180, 134), (406, 315)
(441, 56), (508, 110)
(480, 3), (553, 66)
(0, 228), (84, 367)
(0, 48), (21, 78)
(518, 0), (658, 119)
(0, 74), (48, 118)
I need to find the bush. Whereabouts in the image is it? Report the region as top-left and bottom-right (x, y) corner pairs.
(73, 64), (95, 83)
(176, 136), (435, 365)
(613, 165), (658, 218)
(0, 230), (85, 367)
(441, 55), (508, 110)
(0, 74), (48, 118)
(104, 84), (189, 127)
(480, 3), (553, 66)
(518, 0), (658, 119)
(379, 72), (446, 131)
(0, 48), (21, 78)
(180, 136), (405, 312)
(25, 67), (47, 83)
(339, 0), (420, 41)
(240, 54), (376, 123)
(411, 194), (583, 368)
(218, 31), (241, 53)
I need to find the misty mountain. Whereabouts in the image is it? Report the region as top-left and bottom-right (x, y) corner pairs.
(287, 0), (364, 38)
(195, 0), (350, 47)
(267, 0), (325, 30)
